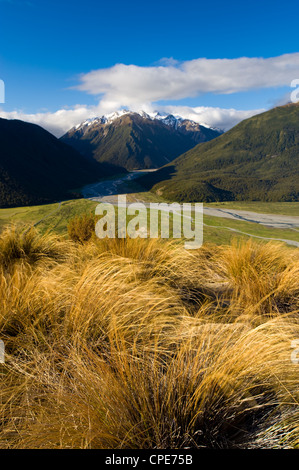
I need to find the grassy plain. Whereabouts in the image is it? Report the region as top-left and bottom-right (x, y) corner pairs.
(1, 198), (299, 247)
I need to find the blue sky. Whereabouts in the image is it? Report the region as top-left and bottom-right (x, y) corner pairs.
(0, 0), (299, 135)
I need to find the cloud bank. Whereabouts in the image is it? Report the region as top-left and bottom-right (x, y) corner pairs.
(0, 104), (264, 137)
(0, 105), (103, 137)
(76, 53), (299, 109)
(160, 106), (265, 131)
(1, 53), (298, 136)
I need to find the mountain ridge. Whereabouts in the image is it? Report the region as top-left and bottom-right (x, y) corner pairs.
(72, 109), (222, 133)
(138, 103), (299, 202)
(0, 118), (123, 208)
(61, 111), (222, 171)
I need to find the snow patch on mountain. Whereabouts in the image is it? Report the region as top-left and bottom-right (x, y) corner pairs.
(72, 109), (221, 133)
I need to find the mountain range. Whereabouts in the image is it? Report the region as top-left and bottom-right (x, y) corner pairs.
(0, 118), (122, 208)
(138, 103), (299, 202)
(60, 110), (221, 171)
(1, 103), (299, 209)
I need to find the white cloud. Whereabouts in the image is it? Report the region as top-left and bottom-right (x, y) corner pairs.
(157, 105), (265, 131)
(1, 53), (297, 136)
(0, 104), (265, 136)
(76, 53), (299, 109)
(0, 104), (102, 137)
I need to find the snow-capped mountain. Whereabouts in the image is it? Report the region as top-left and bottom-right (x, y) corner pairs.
(73, 109), (218, 133)
(62, 110), (222, 171)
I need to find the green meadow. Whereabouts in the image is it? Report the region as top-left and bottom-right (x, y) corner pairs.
(0, 197), (298, 247)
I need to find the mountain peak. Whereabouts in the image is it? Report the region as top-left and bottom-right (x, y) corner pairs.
(62, 111), (221, 171)
(72, 109), (217, 134)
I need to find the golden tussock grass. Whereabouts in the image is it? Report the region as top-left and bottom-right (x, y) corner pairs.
(0, 225), (299, 448)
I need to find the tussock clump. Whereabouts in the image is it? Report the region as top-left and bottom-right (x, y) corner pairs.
(0, 225), (71, 269)
(191, 239), (299, 318)
(67, 214), (96, 244)
(93, 237), (218, 309)
(2, 318), (299, 449)
(0, 225), (299, 449)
